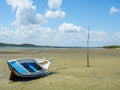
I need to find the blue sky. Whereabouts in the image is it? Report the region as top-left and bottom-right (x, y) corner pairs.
(0, 0), (120, 46)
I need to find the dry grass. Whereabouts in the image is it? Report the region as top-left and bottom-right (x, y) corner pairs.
(0, 48), (120, 90)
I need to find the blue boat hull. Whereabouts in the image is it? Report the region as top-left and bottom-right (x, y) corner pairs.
(7, 58), (50, 79)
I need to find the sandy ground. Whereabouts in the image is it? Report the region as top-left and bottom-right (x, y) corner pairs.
(0, 48), (120, 90)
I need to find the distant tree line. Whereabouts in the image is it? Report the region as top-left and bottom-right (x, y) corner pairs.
(0, 42), (120, 48)
(0, 42), (38, 47)
(0, 42), (54, 48)
(103, 45), (120, 48)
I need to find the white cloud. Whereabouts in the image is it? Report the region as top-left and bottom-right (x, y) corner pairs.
(0, 26), (54, 44)
(58, 23), (83, 33)
(109, 6), (120, 14)
(7, 0), (66, 25)
(45, 10), (66, 19)
(48, 0), (62, 9)
(0, 25), (120, 46)
(6, 0), (36, 11)
(7, 0), (47, 26)
(46, 0), (66, 19)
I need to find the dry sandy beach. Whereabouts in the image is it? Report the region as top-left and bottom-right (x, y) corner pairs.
(0, 48), (120, 90)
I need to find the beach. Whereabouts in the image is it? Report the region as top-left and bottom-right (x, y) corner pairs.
(0, 48), (120, 90)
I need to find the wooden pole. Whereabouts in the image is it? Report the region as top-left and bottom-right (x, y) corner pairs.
(87, 26), (90, 67)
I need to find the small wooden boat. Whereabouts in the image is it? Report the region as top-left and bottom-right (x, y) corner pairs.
(7, 58), (52, 79)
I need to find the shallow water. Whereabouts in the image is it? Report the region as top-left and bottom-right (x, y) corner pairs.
(0, 74), (8, 78)
(0, 46), (103, 49)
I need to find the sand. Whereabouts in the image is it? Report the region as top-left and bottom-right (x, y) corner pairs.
(0, 48), (120, 90)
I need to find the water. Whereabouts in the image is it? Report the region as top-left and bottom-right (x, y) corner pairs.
(0, 46), (41, 50)
(0, 46), (103, 50)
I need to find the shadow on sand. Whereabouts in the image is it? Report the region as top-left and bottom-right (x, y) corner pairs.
(9, 72), (56, 82)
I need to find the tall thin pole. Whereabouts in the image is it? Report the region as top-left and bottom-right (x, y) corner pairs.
(87, 26), (90, 67)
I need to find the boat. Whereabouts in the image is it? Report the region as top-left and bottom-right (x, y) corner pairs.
(7, 58), (52, 79)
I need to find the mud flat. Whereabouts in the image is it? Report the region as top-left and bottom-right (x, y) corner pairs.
(0, 48), (120, 90)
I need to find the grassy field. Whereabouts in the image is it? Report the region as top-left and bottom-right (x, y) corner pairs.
(0, 48), (120, 90)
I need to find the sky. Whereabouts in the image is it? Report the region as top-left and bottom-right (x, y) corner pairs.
(0, 0), (120, 47)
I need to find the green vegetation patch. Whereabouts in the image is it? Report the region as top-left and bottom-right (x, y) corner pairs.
(103, 45), (120, 48)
